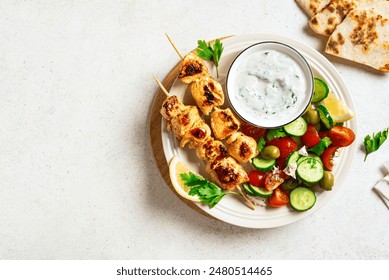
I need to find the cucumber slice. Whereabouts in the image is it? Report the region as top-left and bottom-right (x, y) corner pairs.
(296, 158), (324, 184)
(242, 183), (254, 196)
(316, 105), (334, 129)
(312, 78), (329, 103)
(251, 157), (276, 171)
(296, 153), (322, 165)
(249, 185), (273, 198)
(284, 117), (307, 136)
(290, 187), (317, 211)
(286, 151), (300, 166)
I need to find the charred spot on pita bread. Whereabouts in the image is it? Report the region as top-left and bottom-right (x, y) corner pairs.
(336, 6), (346, 18)
(311, 17), (318, 25)
(349, 11), (381, 52)
(328, 17), (335, 25)
(337, 32), (345, 45)
(379, 64), (389, 72)
(309, 4), (316, 14)
(327, 37), (340, 54)
(325, 28), (333, 35)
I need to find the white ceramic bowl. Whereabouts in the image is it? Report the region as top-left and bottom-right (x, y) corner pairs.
(226, 41), (314, 128)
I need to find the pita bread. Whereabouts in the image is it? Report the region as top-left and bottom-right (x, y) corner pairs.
(296, 0), (331, 16)
(309, 0), (383, 36)
(325, 1), (389, 71)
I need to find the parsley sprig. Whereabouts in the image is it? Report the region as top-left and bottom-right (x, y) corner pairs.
(180, 172), (236, 208)
(257, 136), (266, 152)
(363, 128), (388, 161)
(196, 39), (224, 78)
(266, 128), (287, 140)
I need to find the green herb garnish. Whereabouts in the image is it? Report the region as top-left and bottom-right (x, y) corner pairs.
(308, 137), (332, 156)
(180, 172), (236, 208)
(266, 128), (286, 141)
(196, 39), (224, 78)
(257, 136), (266, 152)
(363, 128), (389, 161)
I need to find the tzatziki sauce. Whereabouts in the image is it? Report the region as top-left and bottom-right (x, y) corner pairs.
(229, 48), (311, 128)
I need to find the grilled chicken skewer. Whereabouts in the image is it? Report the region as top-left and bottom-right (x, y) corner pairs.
(165, 33), (224, 116)
(154, 75), (255, 209)
(165, 35), (258, 163)
(166, 33), (210, 84)
(155, 75), (212, 149)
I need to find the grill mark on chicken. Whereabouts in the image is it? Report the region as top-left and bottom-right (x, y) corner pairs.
(181, 113), (190, 126)
(179, 63), (203, 78)
(239, 142), (250, 158)
(162, 96), (179, 118)
(221, 111), (239, 130)
(190, 128), (207, 139)
(203, 84), (215, 105)
(217, 145), (229, 160)
(212, 164), (239, 184)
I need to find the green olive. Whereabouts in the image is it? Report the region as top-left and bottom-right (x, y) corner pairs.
(320, 171), (334, 190)
(261, 145), (280, 160)
(282, 178), (300, 191)
(305, 109), (320, 125)
(291, 136), (302, 148)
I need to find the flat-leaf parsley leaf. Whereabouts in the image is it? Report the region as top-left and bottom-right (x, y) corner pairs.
(180, 171), (236, 208)
(196, 39), (224, 78)
(363, 128), (389, 161)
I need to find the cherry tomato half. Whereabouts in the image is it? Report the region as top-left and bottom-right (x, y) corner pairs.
(267, 137), (297, 160)
(276, 157), (287, 170)
(301, 125), (321, 148)
(264, 170), (288, 191)
(318, 131), (329, 139)
(321, 145), (339, 171)
(268, 188), (290, 208)
(328, 126), (355, 147)
(248, 170), (266, 188)
(240, 123), (267, 140)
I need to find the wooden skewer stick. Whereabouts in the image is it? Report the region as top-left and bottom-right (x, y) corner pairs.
(152, 74), (170, 97)
(236, 185), (256, 210)
(165, 33), (184, 60)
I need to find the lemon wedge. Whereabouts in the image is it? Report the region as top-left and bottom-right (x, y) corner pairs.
(319, 92), (354, 123)
(169, 156), (201, 202)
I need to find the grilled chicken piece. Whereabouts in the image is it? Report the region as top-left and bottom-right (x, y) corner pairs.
(160, 95), (186, 121)
(180, 119), (212, 149)
(210, 108), (240, 140)
(196, 138), (228, 161)
(226, 132), (259, 163)
(178, 53), (210, 84)
(168, 106), (202, 139)
(206, 157), (249, 191)
(190, 76), (224, 115)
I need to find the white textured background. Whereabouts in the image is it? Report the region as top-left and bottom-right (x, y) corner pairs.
(0, 0), (388, 259)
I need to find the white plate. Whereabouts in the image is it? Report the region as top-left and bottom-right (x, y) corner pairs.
(161, 34), (357, 228)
